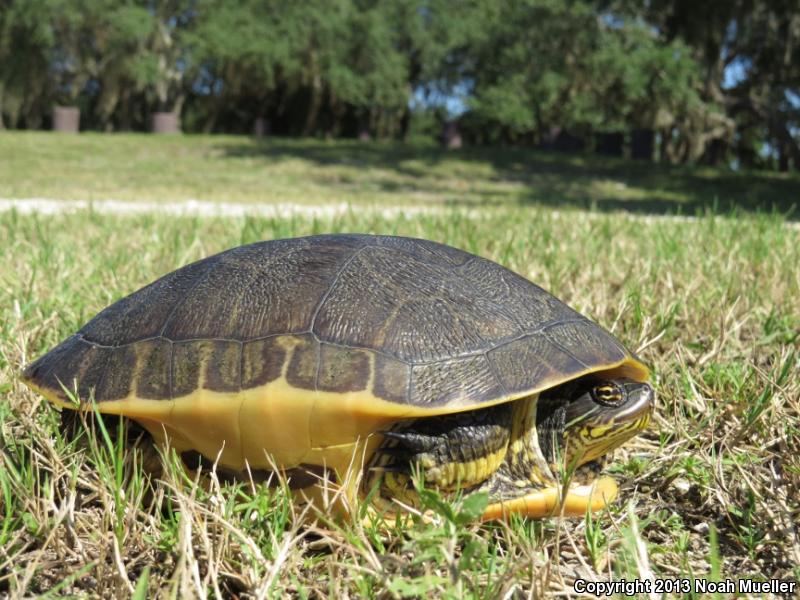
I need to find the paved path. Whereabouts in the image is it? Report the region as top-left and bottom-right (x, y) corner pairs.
(1, 197), (797, 229)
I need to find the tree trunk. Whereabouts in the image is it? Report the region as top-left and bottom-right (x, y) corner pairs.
(304, 76), (323, 136)
(703, 138), (727, 166)
(201, 89), (225, 133)
(202, 111), (218, 134)
(358, 115), (371, 141)
(778, 141), (790, 172)
(96, 75), (122, 132)
(6, 95), (19, 129)
(329, 93), (345, 138)
(303, 50), (323, 136)
(117, 89), (133, 131)
(660, 128), (678, 164)
(172, 94), (185, 119)
(772, 121), (800, 171)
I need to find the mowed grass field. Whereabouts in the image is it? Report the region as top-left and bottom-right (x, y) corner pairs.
(1, 133), (799, 598)
(3, 131), (800, 215)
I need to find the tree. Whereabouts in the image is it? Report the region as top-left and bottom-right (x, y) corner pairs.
(0, 0), (57, 128)
(641, 0), (800, 168)
(462, 0), (716, 156)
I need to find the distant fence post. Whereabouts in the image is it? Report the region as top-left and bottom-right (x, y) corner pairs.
(442, 121), (463, 149)
(253, 117), (270, 137)
(53, 106), (80, 133)
(151, 111), (180, 134)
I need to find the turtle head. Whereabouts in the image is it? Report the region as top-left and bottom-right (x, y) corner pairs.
(537, 378), (654, 477)
(367, 376), (654, 520)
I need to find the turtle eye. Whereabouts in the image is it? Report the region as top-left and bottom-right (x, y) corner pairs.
(591, 382), (625, 407)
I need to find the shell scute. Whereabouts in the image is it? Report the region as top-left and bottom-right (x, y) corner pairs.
(284, 334), (319, 391)
(134, 339), (172, 400)
(410, 355), (505, 407)
(160, 238), (362, 341)
(82, 259), (213, 346)
(487, 330), (588, 396)
(372, 353), (410, 403)
(241, 337), (286, 389)
(202, 340), (242, 393)
(317, 344), (371, 393)
(545, 320), (628, 367)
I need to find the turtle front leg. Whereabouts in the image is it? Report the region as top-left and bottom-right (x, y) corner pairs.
(370, 403), (512, 499)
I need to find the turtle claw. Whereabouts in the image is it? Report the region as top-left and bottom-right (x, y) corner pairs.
(381, 430), (440, 453)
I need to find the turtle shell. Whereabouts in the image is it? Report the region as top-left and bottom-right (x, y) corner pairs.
(22, 234), (648, 479)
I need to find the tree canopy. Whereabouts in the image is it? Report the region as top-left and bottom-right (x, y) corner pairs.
(1, 0), (798, 170)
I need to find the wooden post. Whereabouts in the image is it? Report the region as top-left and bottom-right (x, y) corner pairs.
(253, 117), (270, 137)
(151, 111), (180, 134)
(442, 121), (463, 149)
(53, 106), (80, 133)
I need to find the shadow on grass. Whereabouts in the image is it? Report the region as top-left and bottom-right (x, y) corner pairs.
(221, 138), (800, 219)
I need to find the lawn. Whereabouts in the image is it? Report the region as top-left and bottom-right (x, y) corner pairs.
(2, 132), (800, 217)
(1, 135), (799, 597)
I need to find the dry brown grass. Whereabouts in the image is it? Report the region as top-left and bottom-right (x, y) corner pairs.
(1, 206), (798, 598)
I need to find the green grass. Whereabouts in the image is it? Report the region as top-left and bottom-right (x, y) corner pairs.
(1, 132), (799, 216)
(1, 136), (799, 597)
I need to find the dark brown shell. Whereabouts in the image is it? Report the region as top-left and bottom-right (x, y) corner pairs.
(22, 234), (643, 408)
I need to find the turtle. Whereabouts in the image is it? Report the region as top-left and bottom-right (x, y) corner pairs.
(21, 234), (653, 520)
